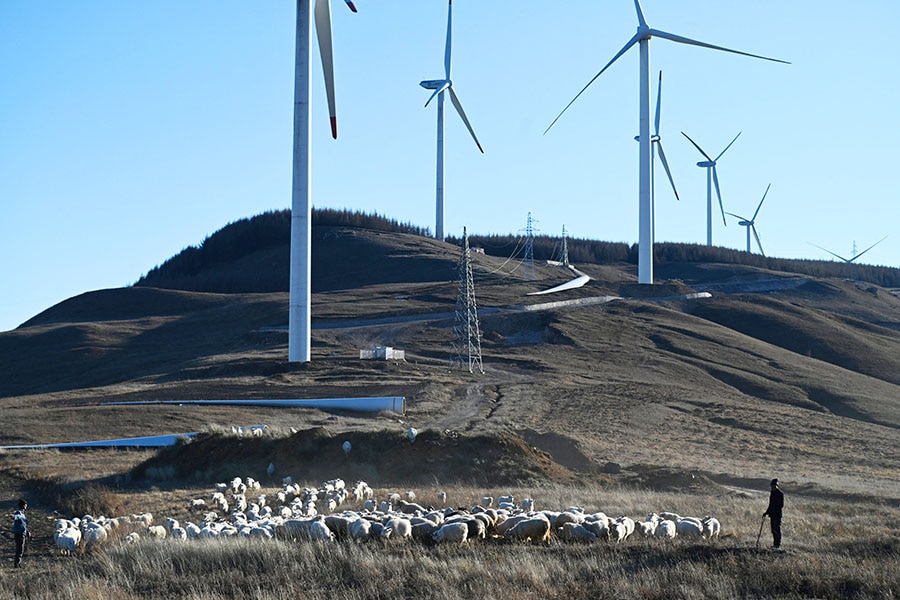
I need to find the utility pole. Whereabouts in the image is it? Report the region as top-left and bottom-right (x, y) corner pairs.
(451, 227), (484, 374)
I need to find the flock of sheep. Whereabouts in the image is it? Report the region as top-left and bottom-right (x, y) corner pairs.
(52, 474), (721, 553)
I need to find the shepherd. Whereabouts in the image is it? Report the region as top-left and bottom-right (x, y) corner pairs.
(11, 499), (31, 568)
(762, 479), (784, 548)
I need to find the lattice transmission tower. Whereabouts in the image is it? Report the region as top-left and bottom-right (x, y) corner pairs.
(451, 227), (484, 374)
(523, 212), (537, 280)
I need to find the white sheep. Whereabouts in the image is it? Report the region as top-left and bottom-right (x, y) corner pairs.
(702, 516), (721, 539)
(505, 517), (552, 545)
(437, 491), (447, 505)
(432, 522), (468, 544)
(559, 522), (598, 543)
(675, 518), (703, 539)
(124, 532), (140, 544)
(381, 517), (412, 541)
(54, 525), (82, 554)
(654, 520), (677, 539)
(146, 525), (167, 539)
(407, 427), (418, 444)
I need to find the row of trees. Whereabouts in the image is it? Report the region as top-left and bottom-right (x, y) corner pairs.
(136, 209), (900, 292)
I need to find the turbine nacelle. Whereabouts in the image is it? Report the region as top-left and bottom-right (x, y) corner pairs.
(737, 220), (752, 227)
(697, 160), (716, 167)
(420, 79), (450, 90)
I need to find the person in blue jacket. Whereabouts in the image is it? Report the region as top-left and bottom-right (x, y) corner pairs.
(11, 499), (30, 568)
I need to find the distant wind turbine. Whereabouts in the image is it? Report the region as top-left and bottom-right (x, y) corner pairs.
(544, 0), (788, 284)
(421, 0), (484, 241)
(682, 131), (741, 247)
(289, 0), (357, 363)
(726, 183), (771, 256)
(810, 236), (888, 263)
(634, 71), (679, 242)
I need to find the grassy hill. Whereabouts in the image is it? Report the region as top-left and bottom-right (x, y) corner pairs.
(1, 211), (899, 503)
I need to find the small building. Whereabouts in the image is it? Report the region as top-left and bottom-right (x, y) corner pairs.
(360, 346), (405, 360)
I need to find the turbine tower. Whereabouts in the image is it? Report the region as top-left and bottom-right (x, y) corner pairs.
(421, 0), (484, 241)
(289, 0), (357, 363)
(545, 0), (788, 284)
(726, 183), (771, 256)
(682, 131), (741, 246)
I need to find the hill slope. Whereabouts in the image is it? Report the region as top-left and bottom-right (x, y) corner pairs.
(1, 221), (899, 500)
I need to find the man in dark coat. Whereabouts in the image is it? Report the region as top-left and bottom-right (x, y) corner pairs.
(763, 479), (784, 548)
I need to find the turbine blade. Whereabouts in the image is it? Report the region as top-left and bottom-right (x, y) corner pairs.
(712, 166), (726, 225)
(715, 131), (742, 161)
(656, 141), (679, 201)
(634, 0), (647, 28)
(314, 0), (338, 139)
(681, 131), (713, 162)
(448, 86), (484, 153)
(853, 235), (889, 261)
(444, 0), (452, 79)
(649, 28), (790, 64)
(809, 243), (850, 263)
(544, 33), (640, 135)
(654, 70), (662, 136)
(343, 0), (358, 13)
(424, 81), (451, 107)
(725, 212), (747, 220)
(752, 183), (771, 221)
(752, 225), (765, 257)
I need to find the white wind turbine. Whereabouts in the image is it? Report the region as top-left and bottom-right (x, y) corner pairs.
(810, 236), (888, 263)
(726, 183), (771, 256)
(289, 0), (357, 363)
(420, 0), (483, 241)
(545, 0), (788, 284)
(635, 71), (679, 242)
(681, 131), (741, 246)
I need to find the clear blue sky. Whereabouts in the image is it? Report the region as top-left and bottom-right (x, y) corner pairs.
(2, 1), (897, 332)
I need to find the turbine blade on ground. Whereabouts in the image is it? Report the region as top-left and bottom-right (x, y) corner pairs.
(649, 28), (790, 64)
(444, 0), (452, 79)
(448, 86), (484, 153)
(712, 166), (726, 225)
(715, 131), (742, 161)
(424, 81), (451, 107)
(681, 131), (713, 162)
(656, 141), (679, 201)
(544, 33), (640, 135)
(752, 183), (771, 221)
(314, 0), (338, 138)
(752, 225), (765, 257)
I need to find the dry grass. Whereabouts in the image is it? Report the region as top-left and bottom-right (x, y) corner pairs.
(1, 483), (898, 600)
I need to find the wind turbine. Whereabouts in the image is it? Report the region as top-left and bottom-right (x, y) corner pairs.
(682, 131), (741, 246)
(289, 0), (357, 363)
(726, 183), (770, 256)
(420, 0), (483, 241)
(810, 236), (888, 263)
(544, 1), (788, 284)
(634, 71), (679, 242)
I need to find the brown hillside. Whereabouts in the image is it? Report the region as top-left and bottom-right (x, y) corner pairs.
(1, 225), (899, 503)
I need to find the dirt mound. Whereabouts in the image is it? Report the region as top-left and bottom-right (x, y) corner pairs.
(132, 427), (578, 488)
(624, 465), (723, 494)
